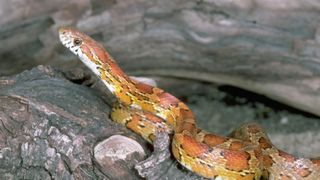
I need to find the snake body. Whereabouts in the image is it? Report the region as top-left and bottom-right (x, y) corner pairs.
(59, 27), (320, 179)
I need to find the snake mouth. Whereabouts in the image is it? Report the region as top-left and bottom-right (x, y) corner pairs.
(59, 31), (71, 48)
(58, 27), (69, 45)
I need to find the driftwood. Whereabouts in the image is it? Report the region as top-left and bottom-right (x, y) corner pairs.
(0, 66), (203, 179)
(1, 0), (320, 179)
(0, 66), (319, 180)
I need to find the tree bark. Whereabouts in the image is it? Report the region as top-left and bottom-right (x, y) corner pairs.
(1, 0), (320, 179)
(1, 0), (320, 116)
(0, 66), (319, 179)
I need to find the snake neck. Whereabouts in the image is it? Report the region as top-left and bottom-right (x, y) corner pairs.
(95, 61), (194, 129)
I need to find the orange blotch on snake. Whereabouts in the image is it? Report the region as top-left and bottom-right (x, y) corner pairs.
(223, 150), (250, 171)
(134, 82), (154, 94)
(116, 91), (132, 105)
(165, 113), (175, 127)
(144, 113), (164, 123)
(280, 175), (292, 180)
(278, 150), (295, 163)
(180, 134), (209, 157)
(126, 114), (148, 136)
(179, 108), (195, 120)
(203, 134), (229, 147)
(311, 159), (320, 166)
(262, 154), (274, 168)
(178, 122), (197, 135)
(128, 114), (163, 142)
(258, 137), (272, 149)
(294, 166), (312, 178)
(229, 141), (248, 151)
(139, 101), (156, 113)
(158, 92), (179, 108)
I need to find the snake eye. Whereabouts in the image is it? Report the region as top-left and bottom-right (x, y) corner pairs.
(73, 38), (82, 46)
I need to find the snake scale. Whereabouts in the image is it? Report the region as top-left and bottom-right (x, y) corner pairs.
(59, 27), (320, 179)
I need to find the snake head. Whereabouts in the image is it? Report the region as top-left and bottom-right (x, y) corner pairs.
(58, 27), (127, 94)
(58, 27), (112, 76)
(59, 27), (86, 55)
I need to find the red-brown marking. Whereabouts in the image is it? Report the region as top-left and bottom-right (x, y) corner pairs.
(203, 134), (229, 147)
(158, 92), (179, 108)
(181, 134), (210, 158)
(223, 150), (250, 171)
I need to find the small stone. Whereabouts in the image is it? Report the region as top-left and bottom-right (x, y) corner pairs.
(94, 135), (146, 179)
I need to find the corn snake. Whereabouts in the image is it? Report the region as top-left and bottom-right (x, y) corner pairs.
(58, 27), (320, 179)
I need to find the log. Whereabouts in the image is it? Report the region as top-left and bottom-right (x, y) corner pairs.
(0, 66), (319, 179)
(0, 0), (320, 116)
(0, 66), (147, 179)
(1, 0), (320, 179)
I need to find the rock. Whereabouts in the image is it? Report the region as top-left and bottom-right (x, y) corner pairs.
(94, 135), (145, 180)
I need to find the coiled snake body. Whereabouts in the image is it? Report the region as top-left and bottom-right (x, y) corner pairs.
(59, 27), (320, 179)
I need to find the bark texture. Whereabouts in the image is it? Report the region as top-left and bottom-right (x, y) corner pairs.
(0, 66), (149, 179)
(0, 66), (319, 180)
(1, 0), (320, 179)
(1, 0), (320, 116)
